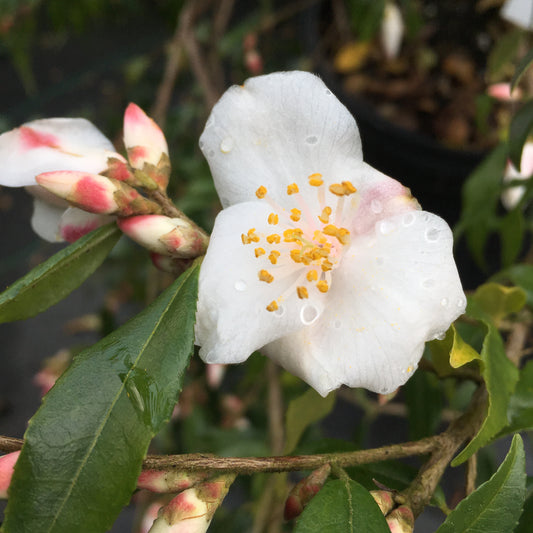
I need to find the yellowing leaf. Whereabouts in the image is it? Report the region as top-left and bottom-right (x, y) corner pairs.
(429, 326), (481, 371)
(450, 326), (481, 368)
(473, 283), (526, 327)
(334, 41), (372, 73)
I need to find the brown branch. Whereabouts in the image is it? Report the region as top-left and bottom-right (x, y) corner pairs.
(466, 453), (477, 496)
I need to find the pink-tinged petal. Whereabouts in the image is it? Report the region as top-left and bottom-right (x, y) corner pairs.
(0, 451), (20, 499)
(487, 82), (523, 102)
(139, 502), (164, 533)
(30, 197), (65, 242)
(137, 470), (209, 494)
(0, 118), (117, 187)
(124, 103), (168, 169)
(59, 208), (114, 242)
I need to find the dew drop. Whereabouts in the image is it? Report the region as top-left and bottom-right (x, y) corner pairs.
(425, 227), (440, 242)
(274, 305), (285, 317)
(378, 220), (395, 235)
(199, 140), (204, 149)
(435, 331), (446, 340)
(305, 135), (318, 145)
(376, 256), (385, 266)
(325, 89), (332, 95)
(300, 304), (320, 325)
(422, 278), (436, 289)
(440, 297), (449, 307)
(370, 199), (383, 214)
(234, 280), (247, 291)
(402, 212), (416, 226)
(457, 297), (466, 308)
(220, 137), (234, 153)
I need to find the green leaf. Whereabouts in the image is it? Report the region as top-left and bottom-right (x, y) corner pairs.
(499, 208), (525, 267)
(472, 282), (526, 327)
(452, 300), (519, 465)
(487, 29), (524, 82)
(294, 479), (389, 533)
(284, 388), (336, 455)
(510, 100), (533, 170)
(511, 47), (533, 91)
(515, 489), (533, 533)
(493, 264), (533, 308)
(3, 263), (199, 533)
(0, 224), (121, 324)
(503, 360), (533, 434)
(437, 434), (526, 532)
(428, 326), (480, 372)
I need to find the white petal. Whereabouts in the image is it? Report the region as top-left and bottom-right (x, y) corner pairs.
(501, 0), (533, 29)
(262, 211), (465, 396)
(58, 208), (114, 242)
(30, 198), (64, 242)
(381, 3), (404, 60)
(0, 118), (116, 187)
(196, 201), (328, 365)
(199, 71), (364, 209)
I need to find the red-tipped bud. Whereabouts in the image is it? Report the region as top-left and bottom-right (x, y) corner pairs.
(386, 506), (414, 533)
(148, 474), (235, 533)
(245, 49), (263, 75)
(370, 490), (395, 515)
(137, 470), (210, 494)
(124, 103), (169, 190)
(0, 451), (20, 499)
(35, 171), (162, 216)
(118, 215), (208, 259)
(284, 463), (331, 521)
(487, 82), (523, 102)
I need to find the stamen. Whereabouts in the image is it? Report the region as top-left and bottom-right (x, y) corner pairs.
(308, 173), (324, 187)
(269, 250), (280, 264)
(267, 234), (281, 244)
(255, 247), (265, 257)
(342, 181), (357, 194)
(317, 280), (329, 293)
(268, 213), (279, 225)
(318, 206), (332, 224)
(256, 185), (267, 199)
(329, 181), (357, 196)
(297, 286), (309, 299)
(290, 249), (303, 263)
(259, 270), (274, 283)
(266, 301), (279, 312)
(287, 183), (299, 195)
(241, 234), (251, 245)
(290, 208), (301, 222)
(307, 270), (318, 282)
(283, 228), (303, 242)
(247, 228), (260, 243)
(321, 260), (333, 272)
(336, 227), (350, 245)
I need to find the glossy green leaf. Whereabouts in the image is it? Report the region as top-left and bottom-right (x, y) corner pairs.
(503, 360), (533, 434)
(284, 388), (336, 455)
(500, 208), (525, 267)
(511, 47), (533, 91)
(515, 489), (533, 533)
(294, 479), (389, 533)
(453, 300), (519, 465)
(472, 282), (526, 327)
(3, 263), (199, 533)
(0, 224), (121, 324)
(428, 325), (480, 372)
(510, 100), (533, 170)
(487, 29), (524, 82)
(438, 435), (525, 532)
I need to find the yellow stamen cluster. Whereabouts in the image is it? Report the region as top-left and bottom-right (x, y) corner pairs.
(269, 251), (280, 264)
(329, 181), (357, 196)
(290, 208), (301, 222)
(322, 224), (350, 245)
(297, 286), (309, 299)
(287, 183), (299, 195)
(259, 270), (274, 283)
(267, 234), (281, 244)
(255, 247), (265, 257)
(318, 206), (332, 224)
(268, 213), (279, 225)
(308, 173), (324, 187)
(256, 186), (267, 198)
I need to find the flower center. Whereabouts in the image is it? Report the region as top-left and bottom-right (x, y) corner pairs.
(241, 173), (357, 312)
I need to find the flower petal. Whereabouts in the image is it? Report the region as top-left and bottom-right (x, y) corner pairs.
(199, 71), (366, 209)
(59, 208), (114, 243)
(262, 211), (465, 396)
(0, 118), (117, 187)
(30, 197), (65, 242)
(196, 201), (328, 365)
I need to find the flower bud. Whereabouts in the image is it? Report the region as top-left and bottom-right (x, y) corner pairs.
(35, 171), (162, 216)
(370, 490), (395, 515)
(150, 253), (193, 276)
(386, 506), (414, 533)
(147, 474), (235, 533)
(118, 215), (209, 259)
(487, 83), (523, 102)
(0, 451), (20, 499)
(380, 2), (404, 60)
(284, 463), (331, 521)
(137, 470), (210, 494)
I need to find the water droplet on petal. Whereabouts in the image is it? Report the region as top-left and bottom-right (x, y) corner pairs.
(457, 297), (466, 308)
(325, 89), (332, 95)
(425, 227), (440, 242)
(370, 199), (383, 214)
(435, 331), (446, 340)
(440, 298), (449, 307)
(402, 213), (416, 226)
(220, 137), (234, 153)
(377, 220), (395, 235)
(234, 280), (247, 291)
(274, 305), (285, 317)
(199, 140), (204, 149)
(422, 278), (436, 289)
(305, 135), (318, 145)
(300, 304), (320, 325)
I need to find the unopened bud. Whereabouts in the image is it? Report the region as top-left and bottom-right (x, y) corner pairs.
(150, 253), (193, 276)
(35, 171), (162, 216)
(487, 82), (523, 102)
(380, 2), (404, 60)
(0, 451), (20, 499)
(284, 463), (331, 521)
(148, 474), (235, 533)
(138, 470), (210, 494)
(118, 215), (208, 259)
(124, 103), (170, 190)
(245, 49), (263, 75)
(386, 506), (414, 533)
(206, 363), (226, 389)
(370, 490), (395, 515)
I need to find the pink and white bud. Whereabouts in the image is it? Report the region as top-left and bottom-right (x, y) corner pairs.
(502, 141), (533, 210)
(370, 490), (395, 515)
(245, 49), (263, 75)
(148, 474), (235, 533)
(380, 2), (404, 60)
(0, 451), (20, 499)
(118, 215), (209, 258)
(150, 253), (193, 276)
(284, 464), (331, 521)
(206, 364), (226, 389)
(58, 207), (114, 243)
(124, 103), (169, 183)
(386, 506), (414, 533)
(138, 502), (164, 533)
(36, 171), (161, 216)
(487, 82), (523, 102)
(137, 470), (210, 494)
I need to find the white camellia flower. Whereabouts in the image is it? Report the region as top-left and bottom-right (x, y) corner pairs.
(195, 71), (466, 396)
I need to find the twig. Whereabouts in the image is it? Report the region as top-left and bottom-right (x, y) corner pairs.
(466, 453), (477, 496)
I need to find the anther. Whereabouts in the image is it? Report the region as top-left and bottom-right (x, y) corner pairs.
(267, 234), (281, 244)
(318, 206), (332, 224)
(297, 286), (309, 299)
(241, 234), (251, 245)
(255, 247), (265, 257)
(329, 181), (357, 196)
(269, 250), (280, 264)
(306, 270), (318, 282)
(287, 183), (299, 195)
(290, 208), (301, 222)
(268, 213), (279, 225)
(256, 185), (267, 199)
(283, 228), (303, 242)
(321, 260), (333, 272)
(247, 228), (260, 243)
(259, 270), (274, 283)
(290, 249), (303, 263)
(317, 280), (329, 293)
(308, 173), (324, 187)
(266, 301), (279, 312)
